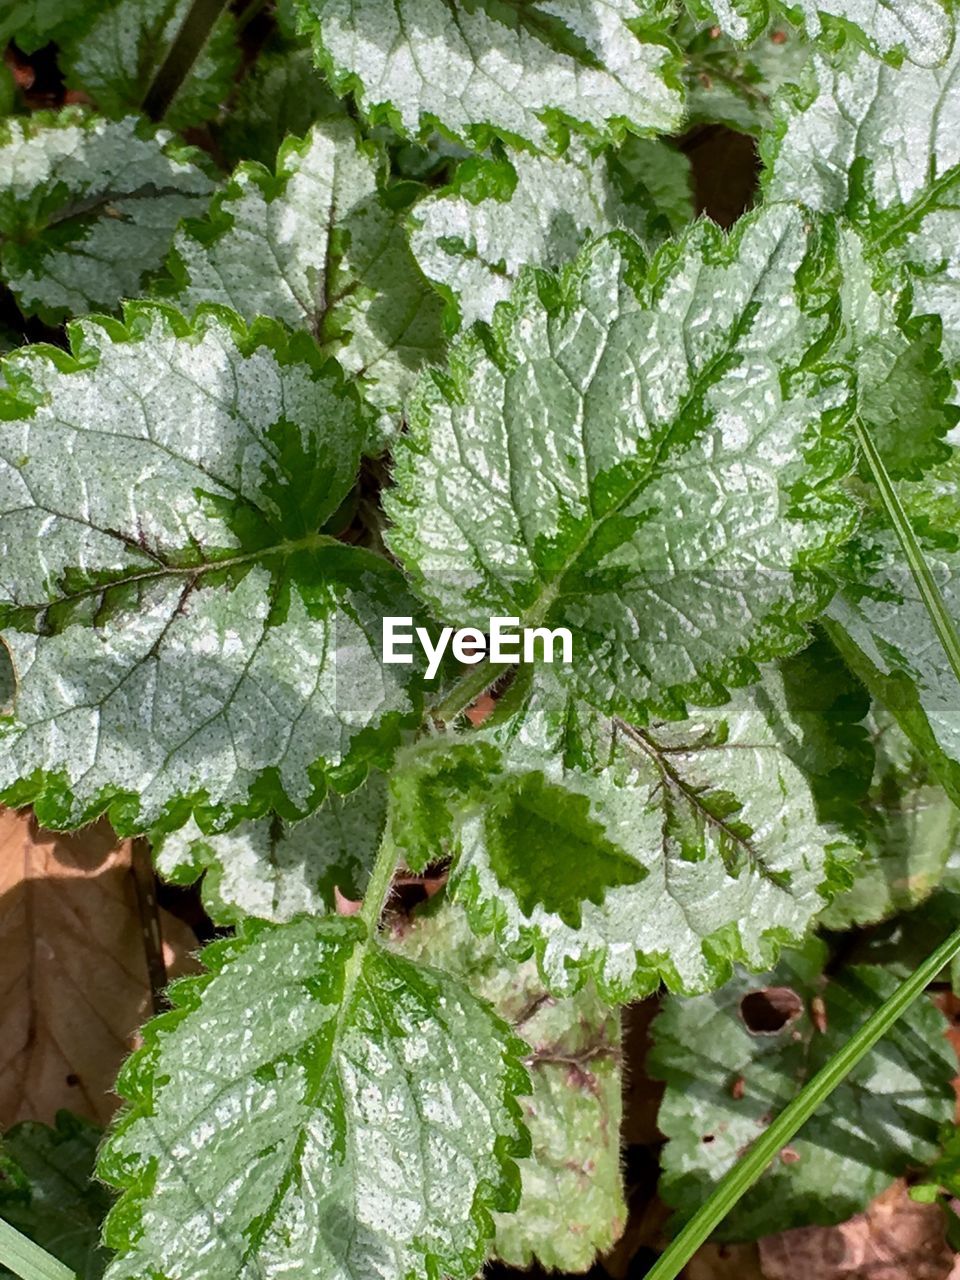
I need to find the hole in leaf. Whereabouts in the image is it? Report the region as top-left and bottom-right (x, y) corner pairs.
(739, 987), (803, 1034)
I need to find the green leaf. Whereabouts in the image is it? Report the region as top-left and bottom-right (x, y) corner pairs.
(0, 0), (90, 53)
(763, 46), (960, 371)
(409, 140), (691, 328)
(162, 121), (447, 452)
(835, 225), (956, 480)
(820, 708), (960, 928)
(649, 936), (957, 1240)
(60, 0), (240, 132)
(289, 0), (685, 149)
(688, 0), (953, 65)
(681, 17), (812, 136)
(0, 305), (423, 834)
(213, 43), (347, 169)
(392, 898), (625, 1273)
(393, 668), (855, 999)
(0, 112), (214, 326)
(0, 1112), (113, 1280)
(97, 915), (530, 1280)
(386, 204), (858, 724)
(153, 772), (389, 922)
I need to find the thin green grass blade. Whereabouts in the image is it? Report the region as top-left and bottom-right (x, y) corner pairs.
(853, 415), (960, 687)
(0, 1218), (75, 1280)
(644, 921), (960, 1279)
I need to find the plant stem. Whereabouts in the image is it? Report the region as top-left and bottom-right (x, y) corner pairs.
(430, 658), (506, 726)
(644, 921), (960, 1280)
(142, 0), (231, 123)
(0, 1219), (74, 1280)
(853, 415), (960, 689)
(359, 828), (400, 932)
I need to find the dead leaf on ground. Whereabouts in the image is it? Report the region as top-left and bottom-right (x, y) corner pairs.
(759, 1180), (955, 1280)
(683, 1242), (764, 1280)
(0, 808), (198, 1128)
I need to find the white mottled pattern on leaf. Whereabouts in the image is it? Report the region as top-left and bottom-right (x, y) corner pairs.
(413, 671), (852, 997)
(689, 0), (952, 64)
(292, 0), (684, 147)
(0, 308), (420, 832)
(650, 937), (956, 1238)
(98, 917), (529, 1280)
(61, 0), (240, 131)
(765, 48), (960, 364)
(154, 774), (388, 921)
(388, 204), (856, 721)
(393, 898), (625, 1272)
(410, 143), (681, 327)
(0, 113), (213, 324)
(167, 121), (446, 449)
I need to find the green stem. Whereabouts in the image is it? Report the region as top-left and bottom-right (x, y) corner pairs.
(430, 658), (507, 726)
(359, 827), (400, 932)
(853, 415), (960, 689)
(141, 0), (232, 122)
(645, 921), (960, 1280)
(0, 1219), (74, 1280)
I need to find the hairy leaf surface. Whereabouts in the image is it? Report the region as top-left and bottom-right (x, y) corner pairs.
(650, 937), (957, 1238)
(164, 121), (446, 449)
(388, 204), (857, 723)
(410, 141), (691, 327)
(0, 306), (422, 833)
(98, 917), (529, 1280)
(290, 0), (684, 148)
(0, 1112), (112, 1280)
(392, 670), (853, 998)
(393, 898), (625, 1273)
(0, 112), (214, 325)
(61, 0), (240, 131)
(154, 774), (389, 922)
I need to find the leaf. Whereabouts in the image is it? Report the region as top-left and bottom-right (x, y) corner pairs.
(820, 709), (960, 929)
(162, 121), (447, 451)
(758, 1179), (958, 1280)
(386, 204), (858, 724)
(153, 773), (389, 923)
(0, 0), (90, 53)
(409, 140), (691, 328)
(391, 667), (854, 999)
(391, 897), (626, 1273)
(0, 112), (215, 325)
(0, 1112), (113, 1280)
(97, 915), (530, 1280)
(0, 808), (197, 1129)
(213, 43), (347, 169)
(289, 0), (685, 149)
(687, 0), (953, 65)
(649, 936), (957, 1240)
(681, 18), (812, 136)
(762, 46), (960, 371)
(0, 305), (423, 834)
(60, 0), (240, 132)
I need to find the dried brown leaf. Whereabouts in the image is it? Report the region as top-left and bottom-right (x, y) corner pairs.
(759, 1180), (955, 1280)
(0, 807), (198, 1128)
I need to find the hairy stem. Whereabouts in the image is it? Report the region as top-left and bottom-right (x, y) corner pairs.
(359, 826), (400, 932)
(142, 0), (232, 122)
(430, 658), (508, 725)
(645, 921), (960, 1280)
(0, 1218), (74, 1280)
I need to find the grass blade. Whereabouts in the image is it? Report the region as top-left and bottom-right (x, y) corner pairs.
(0, 1218), (75, 1280)
(852, 415), (960, 687)
(644, 920), (960, 1279)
